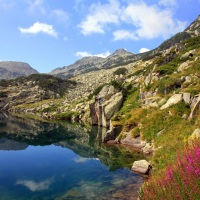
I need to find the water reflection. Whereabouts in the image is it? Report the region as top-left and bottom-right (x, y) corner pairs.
(0, 112), (144, 200)
(0, 138), (28, 150)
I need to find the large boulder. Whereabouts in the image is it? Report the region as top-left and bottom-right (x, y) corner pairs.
(188, 95), (200, 119)
(177, 61), (190, 72)
(180, 49), (196, 60)
(104, 92), (123, 120)
(160, 94), (182, 110)
(97, 84), (118, 99)
(131, 160), (152, 174)
(89, 85), (123, 128)
(183, 93), (191, 104)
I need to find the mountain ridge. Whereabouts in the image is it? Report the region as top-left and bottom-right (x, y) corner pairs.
(0, 61), (38, 80)
(49, 48), (135, 78)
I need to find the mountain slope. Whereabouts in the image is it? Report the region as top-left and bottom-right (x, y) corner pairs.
(0, 61), (38, 80)
(50, 49), (135, 78)
(50, 56), (104, 78)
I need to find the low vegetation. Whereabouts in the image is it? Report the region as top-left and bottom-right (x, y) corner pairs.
(113, 67), (128, 75)
(0, 74), (76, 97)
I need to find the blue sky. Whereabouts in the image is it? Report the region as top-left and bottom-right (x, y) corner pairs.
(0, 0), (199, 73)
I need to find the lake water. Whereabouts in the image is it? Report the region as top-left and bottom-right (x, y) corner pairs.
(0, 113), (144, 200)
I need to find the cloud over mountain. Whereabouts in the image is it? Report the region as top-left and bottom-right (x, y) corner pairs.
(79, 0), (186, 40)
(18, 22), (58, 38)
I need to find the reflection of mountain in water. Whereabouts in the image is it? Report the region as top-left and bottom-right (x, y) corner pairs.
(0, 138), (28, 150)
(0, 113), (144, 170)
(0, 112), (90, 145)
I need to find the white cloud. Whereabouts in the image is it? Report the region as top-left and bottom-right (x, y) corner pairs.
(75, 51), (110, 58)
(122, 2), (186, 39)
(18, 22), (58, 38)
(78, 0), (120, 35)
(139, 48), (150, 53)
(159, 0), (177, 6)
(79, 0), (186, 40)
(16, 178), (53, 192)
(113, 29), (138, 41)
(74, 157), (90, 163)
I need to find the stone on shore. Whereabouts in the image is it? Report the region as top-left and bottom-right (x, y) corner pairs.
(131, 160), (152, 174)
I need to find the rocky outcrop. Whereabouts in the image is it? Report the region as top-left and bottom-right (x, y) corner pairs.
(131, 160), (152, 174)
(90, 85), (123, 129)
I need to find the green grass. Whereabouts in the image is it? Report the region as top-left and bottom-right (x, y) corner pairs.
(55, 111), (79, 120)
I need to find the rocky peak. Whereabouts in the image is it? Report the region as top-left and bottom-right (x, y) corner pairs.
(74, 56), (104, 65)
(108, 49), (134, 58)
(113, 48), (132, 55)
(50, 56), (105, 78)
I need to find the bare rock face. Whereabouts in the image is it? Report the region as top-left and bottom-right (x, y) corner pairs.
(131, 160), (152, 174)
(89, 85), (123, 128)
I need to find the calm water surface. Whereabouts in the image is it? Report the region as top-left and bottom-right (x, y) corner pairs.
(0, 113), (144, 200)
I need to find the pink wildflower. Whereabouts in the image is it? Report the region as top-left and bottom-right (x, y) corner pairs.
(166, 167), (173, 180)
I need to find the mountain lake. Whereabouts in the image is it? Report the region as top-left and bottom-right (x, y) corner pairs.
(0, 112), (144, 200)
